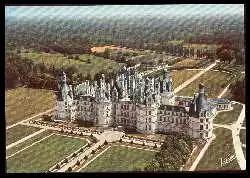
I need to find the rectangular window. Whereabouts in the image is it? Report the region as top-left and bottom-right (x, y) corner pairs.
(206, 119), (208, 122)
(206, 132), (208, 137)
(200, 119), (203, 123)
(200, 125), (203, 130)
(172, 118), (174, 123)
(159, 116), (162, 121)
(149, 118), (151, 122)
(164, 117), (166, 122)
(149, 125), (151, 130)
(206, 124), (208, 129)
(149, 111), (151, 115)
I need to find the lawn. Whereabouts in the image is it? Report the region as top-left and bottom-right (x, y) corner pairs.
(7, 134), (88, 173)
(196, 128), (240, 170)
(20, 49), (121, 79)
(171, 70), (200, 88)
(177, 70), (233, 98)
(81, 145), (155, 172)
(6, 125), (41, 146)
(213, 103), (243, 125)
(5, 87), (55, 126)
(239, 129), (246, 145)
(6, 130), (54, 157)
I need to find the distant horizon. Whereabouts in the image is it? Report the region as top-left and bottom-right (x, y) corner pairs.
(5, 5), (244, 20)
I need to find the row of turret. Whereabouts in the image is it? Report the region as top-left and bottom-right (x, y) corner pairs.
(57, 67), (174, 105)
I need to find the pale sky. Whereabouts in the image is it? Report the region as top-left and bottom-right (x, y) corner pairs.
(5, 5), (244, 20)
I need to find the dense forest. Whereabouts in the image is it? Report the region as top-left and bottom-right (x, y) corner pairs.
(5, 13), (245, 103)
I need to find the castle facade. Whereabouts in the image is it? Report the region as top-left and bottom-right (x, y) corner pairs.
(55, 67), (232, 141)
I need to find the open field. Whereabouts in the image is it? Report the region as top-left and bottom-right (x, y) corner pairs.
(239, 129), (246, 145)
(177, 70), (233, 98)
(81, 145), (155, 172)
(5, 87), (55, 126)
(183, 43), (222, 50)
(6, 130), (54, 157)
(7, 134), (88, 173)
(196, 128), (240, 170)
(19, 49), (122, 78)
(172, 58), (201, 68)
(213, 103), (243, 125)
(6, 125), (41, 146)
(168, 40), (184, 45)
(91, 45), (142, 54)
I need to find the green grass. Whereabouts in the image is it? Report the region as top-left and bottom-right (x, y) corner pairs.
(171, 70), (200, 89)
(82, 146), (155, 172)
(213, 104), (243, 125)
(6, 125), (41, 146)
(239, 129), (246, 145)
(7, 134), (88, 173)
(19, 49), (122, 78)
(196, 128), (240, 170)
(177, 70), (233, 98)
(5, 87), (55, 126)
(6, 130), (54, 157)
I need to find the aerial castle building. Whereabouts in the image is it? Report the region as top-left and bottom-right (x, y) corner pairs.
(55, 67), (232, 141)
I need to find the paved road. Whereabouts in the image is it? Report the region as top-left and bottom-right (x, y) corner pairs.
(210, 103), (246, 170)
(189, 134), (216, 171)
(7, 133), (54, 159)
(217, 84), (230, 98)
(6, 108), (55, 130)
(57, 130), (125, 172)
(174, 62), (217, 93)
(232, 103), (245, 170)
(6, 128), (47, 150)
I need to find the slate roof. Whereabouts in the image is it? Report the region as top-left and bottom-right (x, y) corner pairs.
(208, 98), (231, 104)
(159, 105), (187, 113)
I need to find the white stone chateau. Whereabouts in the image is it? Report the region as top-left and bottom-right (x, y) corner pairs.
(55, 67), (232, 141)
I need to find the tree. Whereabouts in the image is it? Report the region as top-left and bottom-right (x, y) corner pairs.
(103, 48), (110, 58)
(76, 160), (80, 166)
(67, 167), (72, 172)
(55, 164), (60, 169)
(143, 134), (193, 171)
